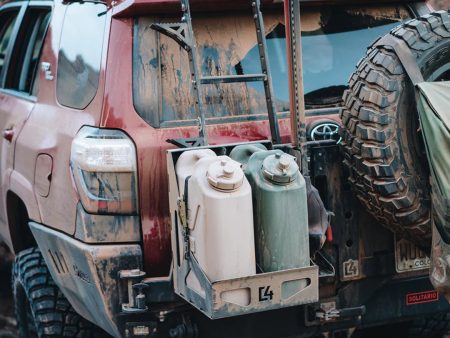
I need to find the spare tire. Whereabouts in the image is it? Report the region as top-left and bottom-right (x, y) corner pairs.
(340, 11), (450, 246)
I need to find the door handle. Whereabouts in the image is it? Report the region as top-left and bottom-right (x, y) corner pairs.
(3, 128), (14, 142)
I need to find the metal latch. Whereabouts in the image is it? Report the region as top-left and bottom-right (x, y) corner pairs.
(316, 305), (366, 322)
(119, 269), (148, 314)
(177, 195), (191, 260)
(177, 197), (187, 227)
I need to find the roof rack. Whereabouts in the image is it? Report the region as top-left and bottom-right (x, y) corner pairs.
(113, 0), (422, 18)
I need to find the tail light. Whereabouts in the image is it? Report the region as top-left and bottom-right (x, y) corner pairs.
(70, 126), (138, 215)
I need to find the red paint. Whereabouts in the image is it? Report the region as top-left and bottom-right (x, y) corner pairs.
(406, 291), (439, 305)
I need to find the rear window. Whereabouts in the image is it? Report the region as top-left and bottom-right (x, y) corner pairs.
(133, 5), (410, 128)
(56, 2), (107, 110)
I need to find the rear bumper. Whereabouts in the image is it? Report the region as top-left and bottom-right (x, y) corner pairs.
(29, 222), (143, 338)
(28, 220), (450, 338)
(188, 276), (450, 338)
(361, 276), (450, 326)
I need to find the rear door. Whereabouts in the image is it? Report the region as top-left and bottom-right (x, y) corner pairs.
(0, 2), (52, 246)
(0, 3), (25, 240)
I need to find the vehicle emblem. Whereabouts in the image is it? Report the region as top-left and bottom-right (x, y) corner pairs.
(310, 122), (341, 144)
(41, 62), (54, 81)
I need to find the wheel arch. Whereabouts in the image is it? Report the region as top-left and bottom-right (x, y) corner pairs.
(6, 191), (36, 254)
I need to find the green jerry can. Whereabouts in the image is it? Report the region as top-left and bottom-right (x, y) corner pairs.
(230, 145), (310, 273)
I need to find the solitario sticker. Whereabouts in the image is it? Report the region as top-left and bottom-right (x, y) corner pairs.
(406, 290), (439, 305)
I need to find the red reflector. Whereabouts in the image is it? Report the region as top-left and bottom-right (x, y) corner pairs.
(406, 290), (439, 305)
(326, 224), (333, 242)
(98, 200), (108, 213)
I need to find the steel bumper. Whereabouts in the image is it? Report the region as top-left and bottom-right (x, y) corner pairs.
(29, 222), (143, 338)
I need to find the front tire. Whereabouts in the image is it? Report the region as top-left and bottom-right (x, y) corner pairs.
(12, 247), (109, 338)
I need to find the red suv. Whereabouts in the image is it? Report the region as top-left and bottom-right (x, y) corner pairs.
(1, 0), (450, 337)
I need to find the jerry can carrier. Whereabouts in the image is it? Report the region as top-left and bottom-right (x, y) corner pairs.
(166, 142), (319, 319)
(153, 0), (319, 319)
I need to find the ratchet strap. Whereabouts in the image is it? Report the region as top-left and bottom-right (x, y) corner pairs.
(372, 34), (424, 85)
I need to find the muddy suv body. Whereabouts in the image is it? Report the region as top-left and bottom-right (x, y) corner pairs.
(1, 0), (450, 337)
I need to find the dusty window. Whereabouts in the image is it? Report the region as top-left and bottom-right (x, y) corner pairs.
(299, 6), (410, 107)
(5, 9), (51, 94)
(428, 0), (450, 10)
(133, 5), (410, 128)
(0, 11), (18, 82)
(56, 2), (107, 110)
(133, 12), (286, 128)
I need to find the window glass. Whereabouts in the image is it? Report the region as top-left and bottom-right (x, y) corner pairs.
(133, 5), (410, 128)
(5, 9), (51, 94)
(56, 2), (107, 109)
(0, 12), (18, 78)
(248, 6), (411, 107)
(31, 12), (51, 95)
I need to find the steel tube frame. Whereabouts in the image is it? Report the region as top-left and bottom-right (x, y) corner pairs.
(285, 0), (309, 176)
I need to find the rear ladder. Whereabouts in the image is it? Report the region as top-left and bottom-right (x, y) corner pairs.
(151, 0), (281, 146)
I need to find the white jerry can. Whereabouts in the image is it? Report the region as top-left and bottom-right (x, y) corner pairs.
(175, 150), (256, 305)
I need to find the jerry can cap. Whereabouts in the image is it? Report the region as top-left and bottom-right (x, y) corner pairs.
(207, 158), (244, 191)
(262, 153), (299, 184)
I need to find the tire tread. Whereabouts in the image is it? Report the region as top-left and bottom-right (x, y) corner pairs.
(13, 247), (108, 338)
(339, 11), (450, 243)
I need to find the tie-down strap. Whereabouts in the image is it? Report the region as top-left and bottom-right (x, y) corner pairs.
(371, 33), (425, 85)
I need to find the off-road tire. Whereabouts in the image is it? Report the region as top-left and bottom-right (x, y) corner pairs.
(12, 247), (109, 338)
(340, 11), (450, 246)
(409, 311), (450, 338)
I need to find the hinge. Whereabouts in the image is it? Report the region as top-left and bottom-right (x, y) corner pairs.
(118, 269), (148, 314)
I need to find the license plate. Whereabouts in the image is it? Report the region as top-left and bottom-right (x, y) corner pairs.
(395, 237), (430, 273)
